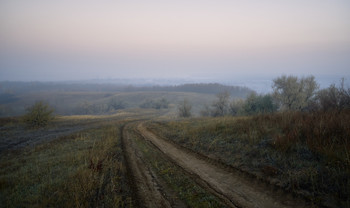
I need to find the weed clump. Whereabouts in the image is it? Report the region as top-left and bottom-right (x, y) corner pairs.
(23, 101), (55, 128)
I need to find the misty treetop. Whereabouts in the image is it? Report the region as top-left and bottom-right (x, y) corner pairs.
(272, 75), (319, 111)
(199, 75), (349, 117)
(1, 76), (349, 117)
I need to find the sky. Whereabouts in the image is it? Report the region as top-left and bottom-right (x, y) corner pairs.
(1, 0), (350, 82)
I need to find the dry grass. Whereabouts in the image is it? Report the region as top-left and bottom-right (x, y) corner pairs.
(147, 110), (350, 207)
(0, 117), (21, 127)
(0, 120), (134, 207)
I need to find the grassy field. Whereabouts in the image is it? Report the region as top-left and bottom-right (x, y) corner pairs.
(146, 110), (350, 207)
(0, 118), (135, 207)
(1, 105), (349, 207)
(0, 90), (216, 117)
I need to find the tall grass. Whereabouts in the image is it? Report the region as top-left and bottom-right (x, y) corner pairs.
(0, 122), (134, 207)
(147, 110), (350, 207)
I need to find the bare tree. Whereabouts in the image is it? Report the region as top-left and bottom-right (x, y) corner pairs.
(229, 98), (244, 116)
(178, 98), (192, 117)
(272, 75), (319, 111)
(212, 91), (230, 116)
(316, 78), (350, 111)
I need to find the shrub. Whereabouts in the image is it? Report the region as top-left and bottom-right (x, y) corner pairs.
(140, 98), (169, 109)
(108, 98), (125, 111)
(316, 78), (350, 112)
(229, 99), (244, 116)
(212, 91), (230, 117)
(178, 99), (192, 117)
(23, 101), (55, 128)
(241, 93), (277, 115)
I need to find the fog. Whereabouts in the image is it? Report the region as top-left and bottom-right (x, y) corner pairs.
(1, 1), (350, 84)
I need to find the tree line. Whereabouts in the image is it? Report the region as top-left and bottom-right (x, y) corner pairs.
(0, 82), (253, 97)
(178, 75), (350, 117)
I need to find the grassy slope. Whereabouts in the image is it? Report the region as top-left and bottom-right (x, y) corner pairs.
(1, 91), (111, 116)
(0, 119), (134, 207)
(147, 111), (350, 207)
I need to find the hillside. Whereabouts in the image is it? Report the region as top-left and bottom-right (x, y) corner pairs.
(0, 82), (254, 117)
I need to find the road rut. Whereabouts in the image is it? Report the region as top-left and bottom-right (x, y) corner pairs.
(137, 123), (308, 208)
(122, 125), (172, 208)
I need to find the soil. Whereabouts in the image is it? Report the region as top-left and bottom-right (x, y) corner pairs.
(121, 124), (172, 208)
(135, 122), (309, 208)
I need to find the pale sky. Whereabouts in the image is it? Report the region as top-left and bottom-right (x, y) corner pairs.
(1, 1), (350, 81)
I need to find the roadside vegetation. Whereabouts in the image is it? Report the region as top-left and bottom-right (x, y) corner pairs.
(147, 110), (350, 207)
(0, 120), (135, 207)
(147, 76), (350, 207)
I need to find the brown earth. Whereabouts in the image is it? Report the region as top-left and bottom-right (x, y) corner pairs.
(134, 122), (310, 208)
(121, 124), (173, 208)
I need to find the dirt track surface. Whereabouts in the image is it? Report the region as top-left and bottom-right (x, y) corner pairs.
(136, 122), (308, 208)
(122, 124), (172, 208)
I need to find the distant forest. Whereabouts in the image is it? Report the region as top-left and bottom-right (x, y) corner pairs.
(0, 82), (254, 97)
(124, 83), (254, 97)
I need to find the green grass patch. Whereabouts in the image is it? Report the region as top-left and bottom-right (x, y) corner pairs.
(0, 121), (134, 207)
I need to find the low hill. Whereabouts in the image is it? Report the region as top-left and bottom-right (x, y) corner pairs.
(0, 81), (254, 117)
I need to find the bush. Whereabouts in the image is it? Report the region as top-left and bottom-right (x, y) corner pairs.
(229, 99), (244, 116)
(140, 98), (169, 109)
(23, 101), (55, 128)
(178, 99), (192, 117)
(211, 91), (230, 117)
(316, 78), (350, 112)
(241, 93), (277, 115)
(108, 98), (125, 111)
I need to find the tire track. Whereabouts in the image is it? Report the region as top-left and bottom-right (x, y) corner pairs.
(121, 123), (172, 208)
(137, 122), (309, 208)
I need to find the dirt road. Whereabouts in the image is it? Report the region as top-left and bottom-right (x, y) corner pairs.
(121, 124), (173, 208)
(136, 122), (308, 208)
